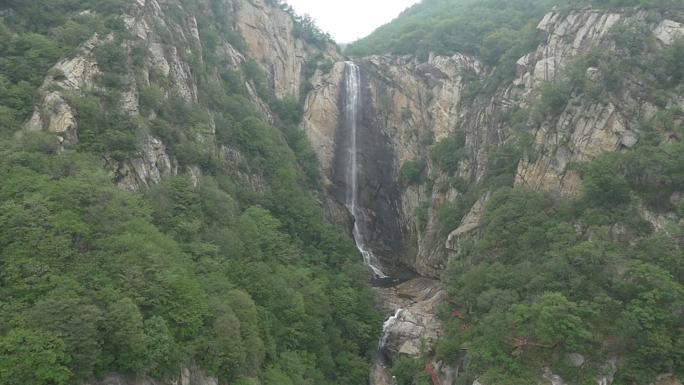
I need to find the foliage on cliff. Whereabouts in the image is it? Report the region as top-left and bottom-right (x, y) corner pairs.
(0, 1), (379, 385)
(414, 7), (684, 385)
(438, 168), (683, 384)
(351, 1), (684, 384)
(346, 0), (684, 62)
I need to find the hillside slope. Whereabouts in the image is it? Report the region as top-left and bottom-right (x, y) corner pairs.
(0, 1), (380, 385)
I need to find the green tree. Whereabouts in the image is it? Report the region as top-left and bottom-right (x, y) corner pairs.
(28, 296), (103, 378)
(103, 297), (147, 373)
(143, 316), (179, 378)
(0, 329), (71, 385)
(582, 155), (631, 208)
(204, 309), (246, 380)
(226, 290), (265, 374)
(264, 367), (294, 385)
(399, 160), (427, 185)
(392, 357), (424, 385)
(512, 292), (591, 350)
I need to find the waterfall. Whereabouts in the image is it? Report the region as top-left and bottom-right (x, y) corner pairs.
(344, 63), (402, 383)
(344, 62), (407, 385)
(379, 309), (403, 353)
(344, 61), (388, 280)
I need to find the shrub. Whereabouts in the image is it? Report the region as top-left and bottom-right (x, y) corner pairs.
(0, 329), (72, 385)
(392, 357), (427, 385)
(139, 85), (165, 114)
(581, 155), (631, 208)
(243, 60), (271, 101)
(534, 82), (571, 121)
(399, 159), (426, 185)
(662, 39), (684, 86)
(431, 132), (466, 174)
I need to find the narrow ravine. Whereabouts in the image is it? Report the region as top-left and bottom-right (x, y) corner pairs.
(341, 61), (451, 385)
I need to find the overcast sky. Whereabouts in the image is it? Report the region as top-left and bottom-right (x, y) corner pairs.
(284, 0), (421, 43)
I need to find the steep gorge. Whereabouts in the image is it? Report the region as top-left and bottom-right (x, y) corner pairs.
(3, 0), (684, 384)
(303, 6), (684, 385)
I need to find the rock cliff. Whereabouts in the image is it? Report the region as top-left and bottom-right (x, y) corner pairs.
(299, 7), (684, 385)
(26, 0), (340, 192)
(26, 0), (681, 288)
(301, 7), (684, 278)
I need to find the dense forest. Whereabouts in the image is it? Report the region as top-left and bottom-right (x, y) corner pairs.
(0, 1), (379, 385)
(347, 0), (684, 94)
(347, 0), (684, 59)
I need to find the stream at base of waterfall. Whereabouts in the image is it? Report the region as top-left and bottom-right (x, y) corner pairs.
(342, 62), (449, 385)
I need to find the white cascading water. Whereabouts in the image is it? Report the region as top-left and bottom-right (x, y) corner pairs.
(379, 309), (403, 352)
(343, 61), (388, 279)
(344, 63), (402, 372)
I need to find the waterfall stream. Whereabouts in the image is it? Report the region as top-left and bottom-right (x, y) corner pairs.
(344, 63), (403, 384)
(343, 61), (388, 280)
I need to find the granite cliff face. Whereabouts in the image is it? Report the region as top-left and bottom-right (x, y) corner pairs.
(305, 53), (485, 277)
(302, 7), (684, 277)
(299, 8), (684, 385)
(26, 0), (340, 192)
(27, 0), (681, 284)
(513, 10), (677, 196)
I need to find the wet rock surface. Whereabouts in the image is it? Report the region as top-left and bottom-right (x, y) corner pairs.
(370, 278), (446, 385)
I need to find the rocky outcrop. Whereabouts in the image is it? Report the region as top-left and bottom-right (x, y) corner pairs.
(511, 10), (668, 196)
(375, 278), (445, 360)
(446, 192), (490, 255)
(26, 0), (339, 192)
(371, 278), (447, 385)
(512, 11), (684, 195)
(360, 54), (484, 277)
(25, 35), (104, 145)
(303, 53), (484, 276)
(654, 19), (684, 44)
(110, 134), (175, 191)
(301, 61), (346, 182)
(236, 0), (343, 99)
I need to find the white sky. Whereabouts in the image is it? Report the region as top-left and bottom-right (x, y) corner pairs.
(284, 0), (421, 43)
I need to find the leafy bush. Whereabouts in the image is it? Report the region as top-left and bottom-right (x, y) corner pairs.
(580, 154), (631, 208)
(71, 93), (141, 158)
(431, 132), (466, 173)
(533, 82), (572, 121)
(661, 38), (684, 86)
(0, 329), (72, 385)
(139, 85), (166, 114)
(399, 159), (426, 185)
(392, 357), (431, 385)
(243, 59), (271, 101)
